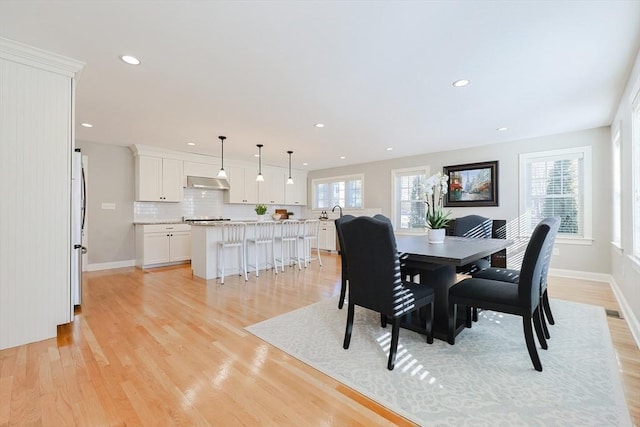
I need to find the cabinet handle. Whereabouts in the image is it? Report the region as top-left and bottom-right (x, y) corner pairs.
(166, 234), (170, 236)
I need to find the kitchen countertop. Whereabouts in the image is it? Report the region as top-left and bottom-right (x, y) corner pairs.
(133, 220), (186, 225)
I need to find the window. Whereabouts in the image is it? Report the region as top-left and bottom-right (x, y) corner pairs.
(612, 125), (621, 247)
(519, 147), (592, 241)
(392, 167), (428, 231)
(632, 88), (640, 259)
(312, 174), (363, 210)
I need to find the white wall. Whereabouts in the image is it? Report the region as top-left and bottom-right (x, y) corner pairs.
(308, 126), (612, 275)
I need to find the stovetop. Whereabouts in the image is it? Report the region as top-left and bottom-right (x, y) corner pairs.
(183, 217), (231, 222)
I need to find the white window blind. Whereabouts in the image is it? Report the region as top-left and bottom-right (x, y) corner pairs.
(312, 174), (363, 210)
(392, 168), (427, 231)
(520, 147), (592, 239)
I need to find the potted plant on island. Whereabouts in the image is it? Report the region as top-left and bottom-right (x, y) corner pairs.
(255, 204), (268, 221)
(424, 172), (452, 244)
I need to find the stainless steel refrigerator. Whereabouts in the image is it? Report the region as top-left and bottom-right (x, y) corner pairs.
(71, 148), (86, 306)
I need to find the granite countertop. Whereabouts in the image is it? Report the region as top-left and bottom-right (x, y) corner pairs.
(133, 220), (185, 225)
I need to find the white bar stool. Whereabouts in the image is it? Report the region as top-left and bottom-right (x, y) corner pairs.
(275, 219), (301, 271)
(217, 222), (248, 284)
(298, 219), (322, 267)
(247, 221), (278, 277)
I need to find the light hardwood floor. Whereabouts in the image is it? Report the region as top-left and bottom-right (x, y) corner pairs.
(0, 254), (638, 426)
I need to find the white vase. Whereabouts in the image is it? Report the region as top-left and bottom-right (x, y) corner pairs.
(428, 228), (445, 244)
(257, 214), (265, 222)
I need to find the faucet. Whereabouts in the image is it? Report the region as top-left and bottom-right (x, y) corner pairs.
(332, 205), (343, 217)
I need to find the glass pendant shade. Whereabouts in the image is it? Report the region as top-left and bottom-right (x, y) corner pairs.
(256, 144), (264, 182)
(286, 150), (294, 185)
(217, 136), (227, 179)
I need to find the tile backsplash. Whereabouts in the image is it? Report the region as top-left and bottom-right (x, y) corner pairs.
(134, 188), (301, 222)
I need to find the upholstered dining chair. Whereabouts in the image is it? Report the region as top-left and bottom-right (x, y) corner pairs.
(453, 215), (493, 274)
(334, 215), (355, 309)
(447, 217), (560, 372)
(471, 217), (561, 339)
(372, 214), (420, 283)
(341, 216), (435, 370)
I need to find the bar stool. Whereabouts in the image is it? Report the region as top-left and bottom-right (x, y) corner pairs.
(275, 219), (301, 271)
(247, 221), (278, 277)
(217, 222), (248, 284)
(298, 219), (322, 267)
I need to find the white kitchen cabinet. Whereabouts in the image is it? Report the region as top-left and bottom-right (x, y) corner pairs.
(317, 220), (337, 252)
(226, 165), (258, 204)
(135, 155), (183, 202)
(259, 166), (285, 205)
(0, 38), (84, 350)
(135, 224), (191, 267)
(284, 170), (307, 205)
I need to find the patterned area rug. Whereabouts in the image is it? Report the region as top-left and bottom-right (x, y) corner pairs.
(246, 297), (631, 426)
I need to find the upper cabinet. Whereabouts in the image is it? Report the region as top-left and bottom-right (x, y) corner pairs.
(284, 171), (308, 205)
(259, 166), (285, 205)
(135, 155), (183, 202)
(225, 165), (258, 204)
(183, 160), (220, 179)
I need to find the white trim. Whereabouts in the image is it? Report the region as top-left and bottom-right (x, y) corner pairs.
(609, 276), (640, 352)
(627, 254), (640, 274)
(611, 243), (623, 256)
(549, 268), (640, 352)
(0, 36), (84, 76)
(555, 237), (593, 246)
(85, 260), (136, 272)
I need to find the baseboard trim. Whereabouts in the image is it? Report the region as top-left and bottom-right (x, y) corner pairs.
(85, 260), (136, 272)
(549, 268), (640, 350)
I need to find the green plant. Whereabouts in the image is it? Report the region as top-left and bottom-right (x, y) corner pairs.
(255, 204), (268, 215)
(286, 211), (294, 217)
(424, 172), (452, 229)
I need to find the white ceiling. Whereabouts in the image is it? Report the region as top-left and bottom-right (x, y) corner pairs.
(0, 1), (639, 171)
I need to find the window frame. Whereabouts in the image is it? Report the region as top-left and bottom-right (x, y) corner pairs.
(391, 166), (430, 234)
(631, 85), (640, 261)
(611, 123), (622, 249)
(311, 173), (364, 211)
(519, 146), (593, 244)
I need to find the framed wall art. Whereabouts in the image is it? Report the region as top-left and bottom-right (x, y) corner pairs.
(443, 161), (498, 207)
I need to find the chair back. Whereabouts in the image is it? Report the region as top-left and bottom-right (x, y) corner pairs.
(279, 220), (299, 241)
(221, 222), (246, 245)
(301, 219), (320, 239)
(335, 215), (356, 272)
(539, 217), (561, 290)
(518, 217), (561, 308)
(454, 215), (492, 238)
(253, 221), (275, 243)
(341, 216), (403, 317)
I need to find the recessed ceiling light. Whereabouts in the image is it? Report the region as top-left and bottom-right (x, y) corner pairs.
(186, 142), (196, 146)
(120, 55), (141, 65)
(303, 162), (309, 166)
(497, 127), (508, 131)
(314, 123), (325, 128)
(254, 154), (260, 157)
(452, 79), (470, 87)
(80, 123), (93, 128)
(386, 147), (393, 151)
(340, 156), (346, 160)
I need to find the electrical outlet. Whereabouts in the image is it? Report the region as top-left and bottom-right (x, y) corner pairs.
(552, 247), (559, 256)
(101, 202), (116, 210)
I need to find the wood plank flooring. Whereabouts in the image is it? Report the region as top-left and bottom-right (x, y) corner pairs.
(0, 254), (638, 426)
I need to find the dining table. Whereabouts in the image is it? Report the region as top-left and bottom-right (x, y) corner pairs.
(395, 234), (513, 342)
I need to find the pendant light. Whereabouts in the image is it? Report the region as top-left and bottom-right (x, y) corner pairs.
(216, 136), (227, 179)
(256, 144), (264, 182)
(286, 151), (294, 185)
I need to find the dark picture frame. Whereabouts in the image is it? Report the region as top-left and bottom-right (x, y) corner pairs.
(443, 161), (499, 207)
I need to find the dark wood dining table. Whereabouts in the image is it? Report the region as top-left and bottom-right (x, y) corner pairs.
(395, 234), (513, 341)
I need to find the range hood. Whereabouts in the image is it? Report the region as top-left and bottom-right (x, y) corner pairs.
(186, 176), (230, 190)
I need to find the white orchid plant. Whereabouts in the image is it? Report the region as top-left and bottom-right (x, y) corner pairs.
(424, 172), (452, 229)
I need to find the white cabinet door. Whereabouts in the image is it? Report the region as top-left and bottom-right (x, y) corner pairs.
(136, 156), (183, 202)
(318, 221), (336, 251)
(161, 158), (183, 202)
(169, 231), (191, 261)
(285, 171), (307, 205)
(227, 165), (258, 204)
(143, 232), (171, 264)
(260, 167), (285, 205)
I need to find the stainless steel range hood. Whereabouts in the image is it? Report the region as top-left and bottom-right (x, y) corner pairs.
(186, 175), (230, 190)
